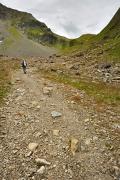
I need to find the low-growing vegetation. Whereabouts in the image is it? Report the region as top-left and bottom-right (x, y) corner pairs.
(0, 58), (19, 105)
(42, 70), (120, 105)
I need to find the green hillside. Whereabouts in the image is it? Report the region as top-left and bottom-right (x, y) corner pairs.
(0, 3), (69, 48)
(63, 8), (120, 60)
(0, 3), (69, 57)
(0, 3), (120, 59)
(0, 20), (56, 57)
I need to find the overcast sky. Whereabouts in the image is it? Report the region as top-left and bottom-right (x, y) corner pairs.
(0, 0), (120, 38)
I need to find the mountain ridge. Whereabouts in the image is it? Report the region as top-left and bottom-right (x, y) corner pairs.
(0, 2), (69, 57)
(0, 3), (120, 58)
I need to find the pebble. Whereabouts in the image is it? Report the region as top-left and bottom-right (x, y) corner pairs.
(84, 118), (90, 123)
(37, 166), (45, 175)
(28, 143), (38, 151)
(35, 132), (42, 138)
(36, 105), (40, 109)
(70, 137), (79, 155)
(35, 158), (51, 166)
(51, 111), (62, 118)
(112, 166), (120, 177)
(31, 101), (38, 106)
(1, 114), (6, 118)
(25, 151), (33, 157)
(13, 150), (18, 154)
(85, 138), (91, 145)
(53, 130), (60, 136)
(43, 87), (53, 95)
(93, 136), (98, 141)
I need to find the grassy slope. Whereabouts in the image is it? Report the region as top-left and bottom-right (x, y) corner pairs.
(0, 3), (69, 50)
(0, 3), (120, 56)
(62, 34), (96, 53)
(0, 21), (56, 57)
(22, 7), (120, 57)
(62, 8), (120, 60)
(0, 57), (19, 105)
(0, 3), (58, 57)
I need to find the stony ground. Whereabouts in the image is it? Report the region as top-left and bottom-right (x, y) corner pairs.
(0, 63), (120, 180)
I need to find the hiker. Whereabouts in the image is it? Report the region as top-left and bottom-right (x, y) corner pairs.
(21, 60), (27, 74)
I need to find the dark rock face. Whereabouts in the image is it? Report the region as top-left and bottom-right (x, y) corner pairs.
(18, 19), (48, 32)
(41, 33), (57, 44)
(0, 3), (31, 19)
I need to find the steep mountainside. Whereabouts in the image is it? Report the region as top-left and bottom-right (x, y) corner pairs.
(0, 3), (68, 47)
(0, 3), (69, 57)
(0, 3), (120, 59)
(65, 8), (120, 60)
(40, 8), (120, 95)
(98, 8), (120, 40)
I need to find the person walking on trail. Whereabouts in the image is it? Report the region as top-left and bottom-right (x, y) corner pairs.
(21, 60), (27, 74)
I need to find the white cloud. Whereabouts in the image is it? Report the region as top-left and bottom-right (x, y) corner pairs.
(0, 0), (120, 38)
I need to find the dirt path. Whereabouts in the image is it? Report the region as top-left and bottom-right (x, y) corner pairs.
(0, 67), (119, 180)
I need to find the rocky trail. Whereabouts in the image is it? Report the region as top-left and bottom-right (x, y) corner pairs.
(0, 64), (120, 180)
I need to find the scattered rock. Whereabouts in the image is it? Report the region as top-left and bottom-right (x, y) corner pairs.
(100, 63), (111, 69)
(35, 132), (42, 138)
(31, 101), (38, 106)
(85, 138), (91, 145)
(1, 114), (6, 118)
(12, 149), (18, 154)
(43, 87), (53, 95)
(112, 123), (120, 129)
(35, 158), (51, 166)
(70, 137), (79, 155)
(27, 168), (36, 177)
(28, 143), (38, 152)
(51, 68), (57, 72)
(112, 76), (120, 81)
(92, 136), (98, 141)
(84, 118), (90, 123)
(36, 105), (40, 109)
(53, 130), (60, 136)
(15, 78), (21, 82)
(37, 166), (45, 175)
(51, 111), (62, 118)
(25, 151), (33, 157)
(69, 64), (80, 70)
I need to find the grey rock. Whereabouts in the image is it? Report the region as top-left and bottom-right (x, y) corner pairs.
(43, 87), (53, 95)
(35, 132), (42, 138)
(84, 118), (90, 123)
(37, 166), (45, 175)
(28, 143), (38, 152)
(51, 111), (62, 118)
(85, 138), (91, 145)
(35, 158), (51, 166)
(53, 130), (60, 136)
(25, 151), (33, 157)
(1, 114), (6, 118)
(70, 137), (79, 155)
